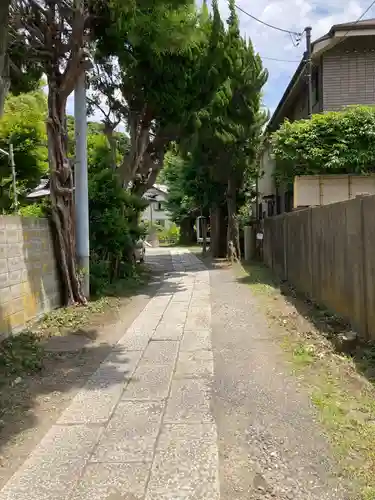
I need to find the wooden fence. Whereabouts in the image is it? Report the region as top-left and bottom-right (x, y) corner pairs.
(263, 196), (375, 340)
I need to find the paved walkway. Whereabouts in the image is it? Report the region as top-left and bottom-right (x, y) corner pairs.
(0, 249), (219, 500)
(0, 248), (350, 500)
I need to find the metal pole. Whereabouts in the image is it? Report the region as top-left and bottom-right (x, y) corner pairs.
(74, 71), (90, 298)
(305, 26), (313, 119)
(9, 143), (17, 213)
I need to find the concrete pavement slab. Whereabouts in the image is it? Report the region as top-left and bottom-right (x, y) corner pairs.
(0, 425), (103, 500)
(152, 322), (185, 340)
(145, 423), (220, 500)
(164, 378), (213, 423)
(92, 401), (164, 463)
(180, 329), (212, 352)
(141, 340), (179, 365)
(122, 364), (174, 400)
(70, 462), (150, 500)
(185, 306), (211, 330)
(175, 350), (214, 379)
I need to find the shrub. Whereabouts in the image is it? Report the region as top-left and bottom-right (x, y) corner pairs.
(271, 106), (375, 183)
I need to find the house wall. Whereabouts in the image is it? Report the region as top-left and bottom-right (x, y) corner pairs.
(294, 174), (375, 208)
(259, 146), (276, 198)
(141, 187), (172, 229)
(142, 201), (172, 229)
(322, 36), (375, 111)
(0, 216), (60, 337)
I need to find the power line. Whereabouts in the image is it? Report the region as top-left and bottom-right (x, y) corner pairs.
(235, 4), (303, 37)
(261, 56), (300, 63)
(332, 0), (375, 49)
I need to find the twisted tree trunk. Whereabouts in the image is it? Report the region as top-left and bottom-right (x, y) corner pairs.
(47, 80), (86, 305)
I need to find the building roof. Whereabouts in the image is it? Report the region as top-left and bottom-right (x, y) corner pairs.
(26, 178), (50, 199)
(152, 184), (168, 194)
(266, 18), (375, 133)
(27, 178), (168, 200)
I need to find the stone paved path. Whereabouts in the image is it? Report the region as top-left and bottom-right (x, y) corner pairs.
(0, 248), (351, 500)
(0, 249), (219, 500)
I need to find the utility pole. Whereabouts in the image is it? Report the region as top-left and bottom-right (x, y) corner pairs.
(74, 70), (90, 298)
(305, 26), (313, 119)
(9, 142), (17, 212)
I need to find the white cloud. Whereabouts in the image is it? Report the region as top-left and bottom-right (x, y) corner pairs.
(217, 0), (374, 114)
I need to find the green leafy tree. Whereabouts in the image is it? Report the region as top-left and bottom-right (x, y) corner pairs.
(89, 168), (147, 285)
(0, 89), (48, 212)
(184, 0), (267, 258)
(91, 0), (226, 193)
(271, 106), (375, 183)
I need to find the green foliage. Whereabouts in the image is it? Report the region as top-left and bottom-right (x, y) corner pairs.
(89, 168), (147, 261)
(159, 223), (180, 245)
(18, 202), (46, 218)
(0, 332), (44, 383)
(161, 149), (199, 223)
(271, 106), (375, 183)
(190, 0), (267, 187)
(91, 0), (229, 189)
(0, 90), (48, 212)
(66, 117), (130, 171)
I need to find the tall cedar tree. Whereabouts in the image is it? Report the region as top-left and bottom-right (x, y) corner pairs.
(184, 0), (267, 258)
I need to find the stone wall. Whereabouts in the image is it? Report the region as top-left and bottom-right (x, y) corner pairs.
(0, 216), (60, 337)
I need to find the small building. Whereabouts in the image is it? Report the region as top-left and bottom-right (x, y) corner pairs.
(259, 19), (375, 218)
(142, 184), (172, 229)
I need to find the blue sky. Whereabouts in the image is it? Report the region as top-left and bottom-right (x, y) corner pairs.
(67, 0), (375, 124)
(226, 0), (374, 117)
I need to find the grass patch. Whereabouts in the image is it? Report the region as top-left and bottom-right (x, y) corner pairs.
(33, 264), (152, 339)
(0, 264), (152, 386)
(0, 332), (44, 386)
(239, 260), (375, 499)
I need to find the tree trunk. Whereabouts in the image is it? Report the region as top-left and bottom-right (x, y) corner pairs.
(226, 177), (241, 260)
(0, 0), (10, 117)
(104, 123), (117, 170)
(47, 81), (86, 305)
(179, 218), (195, 245)
(201, 216), (207, 254)
(210, 204), (226, 258)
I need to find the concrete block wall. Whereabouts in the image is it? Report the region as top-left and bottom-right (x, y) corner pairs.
(0, 216), (61, 337)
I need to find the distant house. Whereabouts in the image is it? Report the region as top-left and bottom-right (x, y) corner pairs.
(27, 179), (173, 229)
(259, 19), (375, 218)
(26, 178), (50, 200)
(142, 184), (172, 229)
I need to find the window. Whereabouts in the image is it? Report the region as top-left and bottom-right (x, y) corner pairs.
(155, 202), (163, 211)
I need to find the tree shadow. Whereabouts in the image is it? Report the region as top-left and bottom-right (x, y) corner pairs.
(0, 246), (205, 483)
(237, 261), (375, 390)
(0, 333), (143, 486)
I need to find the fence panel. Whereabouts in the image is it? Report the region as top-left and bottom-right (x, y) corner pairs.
(284, 209), (312, 296)
(363, 196), (375, 339)
(264, 195), (375, 339)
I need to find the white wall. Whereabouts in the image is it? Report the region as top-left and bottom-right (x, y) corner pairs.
(259, 146), (276, 198)
(141, 188), (172, 229)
